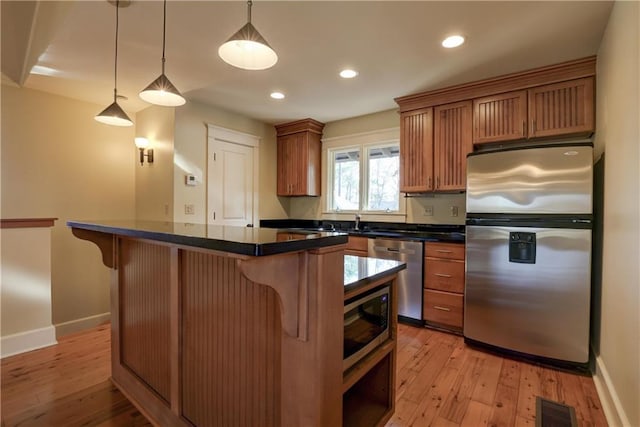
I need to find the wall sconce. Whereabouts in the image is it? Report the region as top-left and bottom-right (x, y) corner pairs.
(135, 137), (154, 165)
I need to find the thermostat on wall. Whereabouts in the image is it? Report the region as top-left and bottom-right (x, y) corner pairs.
(185, 174), (197, 186)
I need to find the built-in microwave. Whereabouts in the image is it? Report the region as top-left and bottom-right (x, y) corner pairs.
(343, 285), (390, 371)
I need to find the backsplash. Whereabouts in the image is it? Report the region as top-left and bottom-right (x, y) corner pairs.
(405, 194), (466, 225)
(287, 193), (466, 225)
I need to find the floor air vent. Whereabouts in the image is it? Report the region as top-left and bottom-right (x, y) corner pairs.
(535, 397), (578, 427)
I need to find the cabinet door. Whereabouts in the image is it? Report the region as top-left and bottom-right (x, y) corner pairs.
(277, 132), (321, 196)
(528, 77), (594, 139)
(473, 91), (527, 144)
(277, 135), (293, 196)
(288, 133), (306, 196)
(305, 132), (321, 196)
(433, 101), (472, 191)
(400, 108), (433, 192)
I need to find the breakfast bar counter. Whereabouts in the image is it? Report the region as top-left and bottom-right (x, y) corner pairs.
(68, 220), (403, 427)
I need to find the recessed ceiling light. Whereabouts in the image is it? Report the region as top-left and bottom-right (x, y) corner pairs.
(339, 69), (358, 79)
(270, 92), (285, 99)
(442, 35), (465, 48)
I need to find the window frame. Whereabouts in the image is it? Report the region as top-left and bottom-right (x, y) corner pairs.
(326, 138), (402, 214)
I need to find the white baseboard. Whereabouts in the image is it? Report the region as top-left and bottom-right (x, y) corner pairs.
(54, 312), (111, 338)
(593, 355), (631, 427)
(1, 325), (57, 358)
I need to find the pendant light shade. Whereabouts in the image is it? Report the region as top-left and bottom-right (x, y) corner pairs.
(139, 0), (185, 106)
(95, 99), (134, 126)
(218, 1), (277, 71)
(140, 73), (185, 106)
(95, 0), (133, 127)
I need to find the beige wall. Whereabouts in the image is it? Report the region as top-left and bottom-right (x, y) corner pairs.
(1, 227), (53, 335)
(135, 105), (175, 221)
(172, 100), (287, 224)
(1, 85), (136, 333)
(289, 109), (465, 225)
(593, 1), (640, 426)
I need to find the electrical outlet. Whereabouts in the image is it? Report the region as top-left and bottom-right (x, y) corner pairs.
(185, 204), (195, 215)
(450, 206), (459, 217)
(424, 205), (434, 216)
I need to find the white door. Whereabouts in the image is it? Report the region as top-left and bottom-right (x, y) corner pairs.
(207, 125), (259, 227)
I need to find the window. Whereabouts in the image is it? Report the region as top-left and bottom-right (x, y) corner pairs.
(328, 142), (400, 212)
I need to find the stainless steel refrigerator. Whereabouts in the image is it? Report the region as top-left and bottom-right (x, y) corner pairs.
(464, 142), (593, 365)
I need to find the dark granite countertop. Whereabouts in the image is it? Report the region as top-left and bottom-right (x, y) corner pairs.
(344, 255), (406, 294)
(261, 219), (465, 243)
(67, 220), (348, 257)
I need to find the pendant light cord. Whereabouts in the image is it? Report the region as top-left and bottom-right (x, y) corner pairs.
(247, 0), (252, 23)
(113, 0), (120, 101)
(161, 0), (166, 74)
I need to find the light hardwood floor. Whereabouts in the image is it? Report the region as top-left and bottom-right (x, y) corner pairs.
(1, 323), (607, 427)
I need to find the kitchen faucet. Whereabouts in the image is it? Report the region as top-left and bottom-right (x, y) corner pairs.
(354, 214), (361, 231)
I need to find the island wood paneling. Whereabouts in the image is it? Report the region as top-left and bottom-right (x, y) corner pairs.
(68, 228), (346, 427)
(119, 239), (172, 403)
(180, 251), (281, 427)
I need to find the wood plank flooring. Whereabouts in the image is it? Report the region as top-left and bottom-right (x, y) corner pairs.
(0, 323), (607, 426)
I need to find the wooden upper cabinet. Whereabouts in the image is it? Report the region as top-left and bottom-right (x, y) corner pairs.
(434, 101), (473, 191)
(528, 77), (594, 139)
(472, 77), (595, 145)
(473, 91), (527, 144)
(275, 119), (324, 197)
(400, 108), (433, 193)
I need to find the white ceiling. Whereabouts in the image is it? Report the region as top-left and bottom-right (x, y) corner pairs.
(2, 1), (614, 125)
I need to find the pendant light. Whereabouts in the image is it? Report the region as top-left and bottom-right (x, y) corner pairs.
(218, 0), (278, 71)
(95, 0), (133, 127)
(139, 0), (185, 106)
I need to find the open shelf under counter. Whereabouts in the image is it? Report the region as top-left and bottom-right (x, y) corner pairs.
(342, 255), (403, 427)
(343, 345), (395, 427)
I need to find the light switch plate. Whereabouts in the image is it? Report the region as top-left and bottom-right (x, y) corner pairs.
(424, 206), (434, 216)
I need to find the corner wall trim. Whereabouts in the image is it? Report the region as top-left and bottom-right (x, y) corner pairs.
(1, 325), (57, 358)
(55, 312), (111, 338)
(593, 355), (631, 427)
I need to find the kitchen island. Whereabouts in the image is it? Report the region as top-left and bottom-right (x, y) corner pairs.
(68, 220), (404, 427)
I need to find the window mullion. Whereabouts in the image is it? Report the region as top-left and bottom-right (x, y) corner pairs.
(360, 145), (366, 212)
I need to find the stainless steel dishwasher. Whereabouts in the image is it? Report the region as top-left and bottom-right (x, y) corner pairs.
(368, 238), (423, 323)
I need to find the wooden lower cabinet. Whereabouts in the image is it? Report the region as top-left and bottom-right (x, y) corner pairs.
(423, 242), (465, 332)
(345, 235), (369, 257)
(423, 289), (463, 329)
(424, 258), (464, 293)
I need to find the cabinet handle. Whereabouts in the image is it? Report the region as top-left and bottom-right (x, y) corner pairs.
(531, 120), (536, 136)
(433, 306), (451, 312)
(436, 176), (440, 189)
(522, 120), (526, 135)
(434, 273), (452, 278)
(436, 249), (452, 253)
(428, 176), (432, 188)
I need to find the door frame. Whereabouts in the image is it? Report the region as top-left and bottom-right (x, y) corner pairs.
(206, 124), (260, 227)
